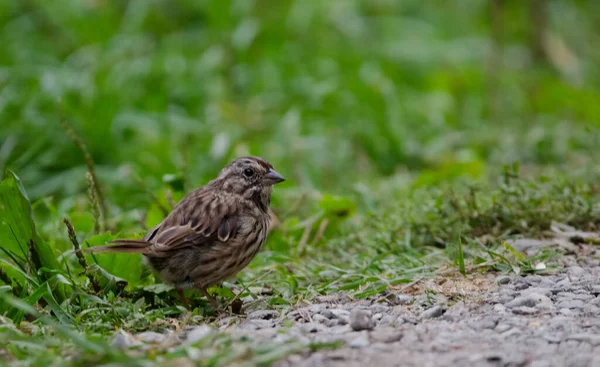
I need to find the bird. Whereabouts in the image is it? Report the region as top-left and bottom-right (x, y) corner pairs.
(87, 156), (285, 311)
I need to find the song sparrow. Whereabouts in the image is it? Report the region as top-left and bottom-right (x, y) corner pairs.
(88, 156), (285, 310)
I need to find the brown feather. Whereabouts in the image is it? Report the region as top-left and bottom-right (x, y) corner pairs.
(85, 239), (152, 254)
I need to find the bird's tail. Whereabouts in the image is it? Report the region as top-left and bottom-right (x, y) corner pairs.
(85, 239), (153, 254)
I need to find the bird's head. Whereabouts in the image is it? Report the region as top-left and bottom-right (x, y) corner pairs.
(213, 156), (285, 210)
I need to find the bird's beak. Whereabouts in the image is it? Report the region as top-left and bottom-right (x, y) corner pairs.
(263, 169), (285, 185)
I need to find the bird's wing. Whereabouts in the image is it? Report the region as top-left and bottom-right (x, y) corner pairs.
(148, 189), (240, 252)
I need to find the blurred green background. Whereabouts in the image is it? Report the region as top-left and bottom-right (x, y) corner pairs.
(0, 0), (599, 231)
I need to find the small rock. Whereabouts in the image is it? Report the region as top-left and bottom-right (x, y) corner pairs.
(525, 275), (543, 286)
(111, 330), (138, 349)
(300, 322), (324, 334)
(495, 324), (512, 333)
(556, 299), (586, 310)
(329, 309), (350, 319)
(370, 327), (403, 343)
(349, 332), (370, 348)
(218, 317), (238, 328)
(542, 333), (563, 344)
(186, 325), (214, 344)
(521, 287), (553, 298)
(505, 293), (551, 308)
(567, 266), (587, 279)
(373, 313), (383, 321)
(493, 304), (507, 314)
(349, 309), (375, 331)
(560, 308), (575, 316)
(315, 294), (351, 303)
(529, 361), (553, 367)
(472, 317), (498, 330)
(511, 306), (538, 315)
(312, 314), (330, 324)
(379, 314), (399, 326)
(136, 331), (166, 344)
(401, 316), (419, 325)
(567, 334), (600, 346)
(370, 304), (390, 314)
(420, 305), (446, 320)
(396, 295), (413, 304)
(337, 315), (350, 325)
(238, 319), (274, 331)
(496, 275), (512, 285)
(247, 310), (279, 320)
(319, 310), (335, 319)
(554, 277), (571, 292)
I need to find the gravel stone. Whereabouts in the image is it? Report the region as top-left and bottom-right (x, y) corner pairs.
(111, 330), (139, 349)
(247, 310), (279, 320)
(136, 331), (166, 344)
(396, 295), (414, 304)
(238, 319), (274, 330)
(511, 306), (539, 315)
(186, 325), (214, 344)
(349, 332), (370, 348)
(556, 299), (587, 310)
(495, 275), (511, 285)
(312, 314), (330, 324)
(370, 327), (403, 343)
(567, 334), (600, 346)
(420, 306), (446, 319)
(349, 309), (375, 331)
(329, 309), (351, 319)
(505, 293), (552, 308)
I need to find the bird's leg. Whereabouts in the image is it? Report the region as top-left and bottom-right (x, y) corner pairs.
(199, 288), (226, 314)
(177, 289), (191, 310)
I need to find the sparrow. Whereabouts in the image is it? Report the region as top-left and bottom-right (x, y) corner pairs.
(88, 156), (285, 311)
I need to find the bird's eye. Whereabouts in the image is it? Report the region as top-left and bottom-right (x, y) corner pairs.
(243, 168), (255, 178)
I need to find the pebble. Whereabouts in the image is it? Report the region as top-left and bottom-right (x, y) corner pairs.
(329, 309), (351, 319)
(511, 306), (538, 315)
(493, 303), (507, 314)
(186, 325), (214, 344)
(349, 309), (375, 331)
(420, 306), (446, 320)
(560, 308), (575, 316)
(238, 319), (274, 331)
(556, 299), (586, 310)
(567, 266), (586, 279)
(554, 277), (571, 292)
(396, 295), (414, 304)
(495, 275), (512, 285)
(312, 314), (330, 324)
(494, 323), (512, 333)
(567, 334), (600, 346)
(136, 331), (166, 344)
(300, 322), (324, 333)
(370, 327), (403, 343)
(247, 310), (279, 320)
(349, 331), (370, 348)
(521, 287), (553, 298)
(319, 310), (336, 319)
(505, 293), (551, 308)
(472, 317), (498, 330)
(111, 330), (138, 349)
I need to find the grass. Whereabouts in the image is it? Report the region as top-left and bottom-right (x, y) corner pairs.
(1, 0), (600, 365)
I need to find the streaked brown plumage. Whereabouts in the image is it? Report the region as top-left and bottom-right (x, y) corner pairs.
(88, 156), (285, 310)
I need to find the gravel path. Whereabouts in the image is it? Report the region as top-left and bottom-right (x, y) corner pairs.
(116, 235), (600, 367)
